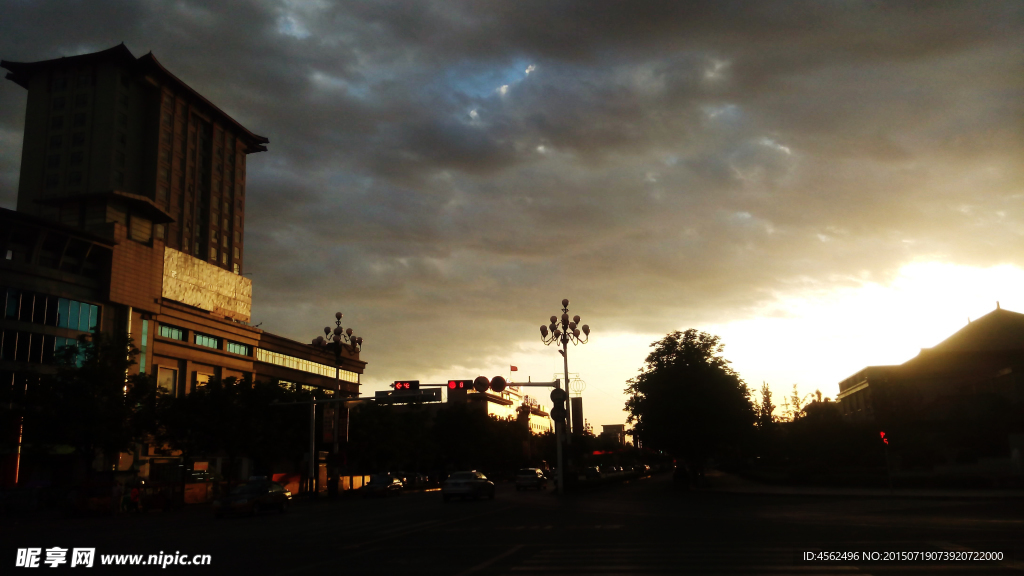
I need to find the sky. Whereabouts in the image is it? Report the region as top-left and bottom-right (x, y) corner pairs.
(1, 1), (1022, 429)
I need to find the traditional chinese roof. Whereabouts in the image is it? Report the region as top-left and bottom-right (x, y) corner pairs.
(2, 43), (268, 153)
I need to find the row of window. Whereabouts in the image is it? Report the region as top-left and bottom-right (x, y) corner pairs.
(0, 330), (85, 366)
(2, 288), (99, 332)
(157, 323), (251, 357)
(255, 348), (359, 383)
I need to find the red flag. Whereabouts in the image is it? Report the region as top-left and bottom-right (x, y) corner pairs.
(510, 365), (518, 371)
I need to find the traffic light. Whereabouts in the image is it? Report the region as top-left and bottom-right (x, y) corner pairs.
(490, 376), (507, 393)
(473, 376), (490, 393)
(447, 379), (472, 390)
(393, 380), (420, 391)
(550, 388), (567, 423)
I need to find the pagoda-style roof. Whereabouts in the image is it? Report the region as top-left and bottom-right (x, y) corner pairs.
(2, 43), (268, 153)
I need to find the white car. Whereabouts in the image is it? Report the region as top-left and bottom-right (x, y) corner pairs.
(442, 471), (495, 502)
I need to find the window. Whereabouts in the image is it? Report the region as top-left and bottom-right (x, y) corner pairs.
(139, 319), (148, 374)
(195, 372), (212, 389)
(53, 77), (67, 91)
(56, 298), (98, 332)
(155, 224), (165, 240)
(233, 247), (240, 259)
(158, 324), (184, 341)
(73, 113), (86, 127)
(75, 94), (88, 108)
(233, 231), (240, 242)
(47, 154), (61, 168)
(68, 172), (82, 186)
(70, 151), (83, 166)
(52, 97), (66, 110)
(45, 173), (59, 188)
(50, 134), (63, 147)
(255, 348), (359, 382)
(233, 263), (240, 274)
(157, 367), (177, 395)
(209, 247), (217, 259)
(156, 185), (167, 202)
(51, 116), (64, 130)
(117, 132), (126, 146)
(73, 132), (86, 146)
(221, 252), (228, 264)
(226, 341), (250, 356)
(114, 171), (124, 187)
(195, 333), (219, 349)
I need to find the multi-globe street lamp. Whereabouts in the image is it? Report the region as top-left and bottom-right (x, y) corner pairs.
(540, 298), (590, 493)
(312, 311), (363, 361)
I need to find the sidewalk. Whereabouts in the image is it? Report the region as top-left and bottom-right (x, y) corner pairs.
(704, 470), (1024, 499)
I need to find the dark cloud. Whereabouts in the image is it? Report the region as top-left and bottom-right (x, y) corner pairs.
(2, 1), (1021, 397)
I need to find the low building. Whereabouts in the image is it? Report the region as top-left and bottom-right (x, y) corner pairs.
(836, 305), (1024, 474)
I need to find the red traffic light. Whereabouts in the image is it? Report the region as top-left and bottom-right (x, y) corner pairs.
(448, 379), (472, 390)
(490, 376), (507, 393)
(393, 380), (420, 391)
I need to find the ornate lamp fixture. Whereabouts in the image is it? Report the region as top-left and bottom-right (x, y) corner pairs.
(312, 312), (363, 356)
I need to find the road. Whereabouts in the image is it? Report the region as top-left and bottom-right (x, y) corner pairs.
(3, 473), (1022, 574)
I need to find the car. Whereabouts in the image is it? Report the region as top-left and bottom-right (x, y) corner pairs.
(441, 471), (495, 501)
(212, 481), (291, 517)
(362, 474), (403, 497)
(515, 468), (547, 491)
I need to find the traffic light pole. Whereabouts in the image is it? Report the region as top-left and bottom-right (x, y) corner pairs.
(274, 396), (359, 497)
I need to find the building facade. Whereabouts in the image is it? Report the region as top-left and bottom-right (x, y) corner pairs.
(1, 45), (364, 489)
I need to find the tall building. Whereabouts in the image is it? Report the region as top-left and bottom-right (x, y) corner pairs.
(3, 43), (265, 274)
(1, 45), (363, 489)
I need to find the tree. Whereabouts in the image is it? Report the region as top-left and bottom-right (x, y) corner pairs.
(155, 377), (308, 482)
(18, 332), (154, 479)
(624, 329), (755, 466)
(756, 382), (777, 429)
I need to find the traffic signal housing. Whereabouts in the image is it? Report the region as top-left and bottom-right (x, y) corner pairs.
(447, 379), (472, 390)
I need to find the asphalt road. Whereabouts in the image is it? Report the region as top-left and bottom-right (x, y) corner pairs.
(3, 473), (1022, 574)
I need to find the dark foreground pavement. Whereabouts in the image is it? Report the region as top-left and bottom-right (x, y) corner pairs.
(2, 473), (1022, 574)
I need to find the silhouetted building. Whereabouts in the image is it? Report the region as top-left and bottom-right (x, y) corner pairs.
(601, 424), (627, 446)
(1, 45), (363, 489)
(836, 306), (1024, 474)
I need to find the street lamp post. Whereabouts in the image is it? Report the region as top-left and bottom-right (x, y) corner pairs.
(540, 298), (590, 494)
(303, 312), (362, 495)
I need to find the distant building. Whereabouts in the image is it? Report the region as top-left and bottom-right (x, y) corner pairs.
(600, 424), (627, 446)
(1, 45), (364, 489)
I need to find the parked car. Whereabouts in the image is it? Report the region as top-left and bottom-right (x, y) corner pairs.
(515, 468), (548, 491)
(212, 481), (291, 517)
(442, 471), (495, 501)
(362, 474), (403, 497)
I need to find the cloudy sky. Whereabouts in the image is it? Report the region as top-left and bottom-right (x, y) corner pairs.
(2, 1), (1022, 427)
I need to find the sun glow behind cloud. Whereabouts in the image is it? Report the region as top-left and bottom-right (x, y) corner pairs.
(707, 261), (1024, 407)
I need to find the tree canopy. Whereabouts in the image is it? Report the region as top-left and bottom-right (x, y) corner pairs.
(624, 329), (755, 463)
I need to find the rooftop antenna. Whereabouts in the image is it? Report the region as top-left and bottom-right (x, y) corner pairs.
(996, 301), (1000, 310)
